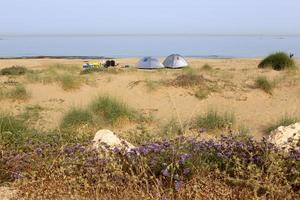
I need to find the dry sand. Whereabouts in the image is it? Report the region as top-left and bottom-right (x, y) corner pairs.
(0, 58), (299, 138)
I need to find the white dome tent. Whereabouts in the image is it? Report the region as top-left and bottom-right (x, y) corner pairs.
(163, 54), (188, 68)
(137, 57), (164, 69)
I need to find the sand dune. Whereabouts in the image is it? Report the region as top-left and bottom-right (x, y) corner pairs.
(0, 58), (299, 138)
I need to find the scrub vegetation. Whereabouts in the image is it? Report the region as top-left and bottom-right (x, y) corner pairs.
(0, 66), (27, 75)
(258, 52), (296, 70)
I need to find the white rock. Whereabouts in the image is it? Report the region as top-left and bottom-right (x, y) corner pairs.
(92, 129), (134, 150)
(268, 123), (300, 150)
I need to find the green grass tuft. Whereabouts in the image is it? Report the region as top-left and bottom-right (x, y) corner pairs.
(195, 110), (235, 130)
(255, 76), (274, 94)
(59, 73), (82, 90)
(0, 112), (27, 134)
(266, 115), (299, 133)
(0, 66), (27, 75)
(60, 108), (93, 129)
(7, 84), (30, 100)
(258, 52), (296, 71)
(89, 95), (137, 125)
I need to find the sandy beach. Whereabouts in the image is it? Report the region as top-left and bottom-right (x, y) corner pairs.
(0, 57), (299, 138)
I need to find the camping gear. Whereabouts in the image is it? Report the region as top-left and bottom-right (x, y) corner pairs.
(82, 61), (102, 70)
(104, 60), (117, 68)
(137, 57), (164, 69)
(163, 54), (188, 68)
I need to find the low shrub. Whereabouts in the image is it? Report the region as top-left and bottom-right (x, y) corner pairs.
(258, 52), (295, 71)
(0, 66), (27, 75)
(195, 110), (235, 130)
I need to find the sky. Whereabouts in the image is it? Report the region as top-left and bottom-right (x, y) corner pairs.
(0, 0), (300, 35)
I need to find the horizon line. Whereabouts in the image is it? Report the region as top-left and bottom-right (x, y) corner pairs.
(1, 33), (300, 37)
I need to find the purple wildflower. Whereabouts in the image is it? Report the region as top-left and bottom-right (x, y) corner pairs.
(175, 180), (183, 191)
(183, 168), (191, 175)
(162, 168), (170, 177)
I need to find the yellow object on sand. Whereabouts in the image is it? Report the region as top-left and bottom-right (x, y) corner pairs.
(90, 61), (102, 68)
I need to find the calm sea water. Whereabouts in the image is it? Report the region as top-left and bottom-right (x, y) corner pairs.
(0, 35), (300, 58)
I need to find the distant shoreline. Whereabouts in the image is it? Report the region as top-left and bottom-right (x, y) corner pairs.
(0, 56), (112, 60)
(0, 55), (238, 60)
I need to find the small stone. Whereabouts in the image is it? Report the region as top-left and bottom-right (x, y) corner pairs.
(92, 129), (135, 150)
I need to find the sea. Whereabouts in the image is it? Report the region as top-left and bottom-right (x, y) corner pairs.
(0, 35), (300, 58)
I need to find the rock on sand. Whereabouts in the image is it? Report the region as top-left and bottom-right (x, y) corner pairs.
(268, 123), (300, 150)
(92, 129), (134, 150)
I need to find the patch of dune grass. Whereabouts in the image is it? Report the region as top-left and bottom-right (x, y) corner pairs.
(195, 110), (235, 130)
(266, 115), (299, 134)
(255, 76), (274, 94)
(258, 52), (296, 71)
(170, 68), (205, 88)
(60, 108), (93, 129)
(0, 112), (27, 134)
(19, 105), (43, 124)
(26, 64), (86, 90)
(195, 88), (210, 100)
(89, 95), (138, 125)
(0, 66), (27, 75)
(59, 73), (82, 90)
(10, 84), (29, 99)
(201, 64), (213, 71)
(0, 84), (30, 100)
(144, 79), (161, 92)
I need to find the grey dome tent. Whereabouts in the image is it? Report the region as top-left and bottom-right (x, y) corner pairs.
(137, 57), (164, 69)
(163, 54), (188, 68)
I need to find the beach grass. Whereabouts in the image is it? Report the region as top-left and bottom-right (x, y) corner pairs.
(144, 79), (161, 92)
(26, 64), (87, 90)
(60, 107), (93, 129)
(19, 105), (43, 124)
(170, 69), (205, 88)
(0, 112), (27, 133)
(255, 76), (274, 94)
(195, 110), (235, 130)
(89, 95), (137, 125)
(266, 114), (299, 133)
(59, 73), (82, 90)
(0, 84), (31, 100)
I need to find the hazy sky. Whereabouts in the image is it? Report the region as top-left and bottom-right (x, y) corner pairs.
(1, 0), (300, 35)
